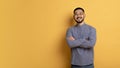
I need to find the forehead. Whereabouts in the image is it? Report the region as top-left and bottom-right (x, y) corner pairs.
(74, 9), (84, 14)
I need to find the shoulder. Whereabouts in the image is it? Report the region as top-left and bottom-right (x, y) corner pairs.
(86, 24), (96, 33)
(66, 25), (75, 31)
(85, 24), (96, 31)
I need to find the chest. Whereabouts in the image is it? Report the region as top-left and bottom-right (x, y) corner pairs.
(72, 26), (90, 39)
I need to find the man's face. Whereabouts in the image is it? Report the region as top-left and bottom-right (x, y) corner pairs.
(74, 9), (85, 23)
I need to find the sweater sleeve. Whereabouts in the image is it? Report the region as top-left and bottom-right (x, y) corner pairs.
(66, 28), (84, 48)
(79, 28), (96, 48)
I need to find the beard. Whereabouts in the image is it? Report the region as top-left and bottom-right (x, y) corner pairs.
(74, 17), (84, 24)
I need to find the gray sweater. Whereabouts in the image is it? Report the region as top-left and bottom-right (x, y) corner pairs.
(66, 23), (96, 66)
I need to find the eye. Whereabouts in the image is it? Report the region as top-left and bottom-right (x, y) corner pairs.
(74, 12), (84, 15)
(80, 13), (84, 15)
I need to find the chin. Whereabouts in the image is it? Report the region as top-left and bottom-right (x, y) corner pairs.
(77, 22), (82, 24)
(77, 20), (83, 23)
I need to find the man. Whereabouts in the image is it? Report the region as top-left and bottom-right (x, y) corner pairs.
(66, 7), (96, 68)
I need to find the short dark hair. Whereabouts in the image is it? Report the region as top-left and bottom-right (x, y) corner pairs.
(73, 7), (85, 14)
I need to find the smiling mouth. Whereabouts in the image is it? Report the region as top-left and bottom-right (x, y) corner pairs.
(77, 17), (82, 19)
(77, 18), (82, 21)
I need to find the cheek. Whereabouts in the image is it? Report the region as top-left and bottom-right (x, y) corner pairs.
(82, 15), (85, 18)
(74, 16), (77, 19)
(82, 15), (85, 17)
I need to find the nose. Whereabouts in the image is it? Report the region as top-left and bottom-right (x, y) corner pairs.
(77, 15), (82, 18)
(77, 14), (82, 17)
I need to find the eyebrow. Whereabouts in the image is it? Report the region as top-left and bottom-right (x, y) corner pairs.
(75, 12), (84, 14)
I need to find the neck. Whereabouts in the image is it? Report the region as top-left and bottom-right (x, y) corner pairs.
(78, 21), (84, 26)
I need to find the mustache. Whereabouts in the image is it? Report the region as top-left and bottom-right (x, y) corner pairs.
(77, 17), (82, 19)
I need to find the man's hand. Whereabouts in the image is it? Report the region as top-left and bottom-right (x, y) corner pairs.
(68, 36), (75, 41)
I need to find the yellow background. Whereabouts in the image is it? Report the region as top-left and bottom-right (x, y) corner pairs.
(0, 0), (120, 68)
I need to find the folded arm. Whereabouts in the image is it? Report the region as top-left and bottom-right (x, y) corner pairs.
(66, 28), (96, 48)
(79, 28), (96, 48)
